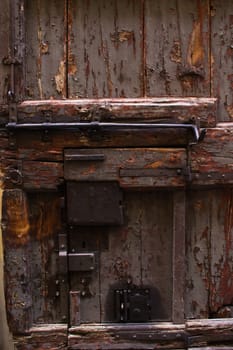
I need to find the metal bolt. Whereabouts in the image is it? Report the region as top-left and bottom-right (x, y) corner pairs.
(81, 291), (86, 297)
(55, 291), (60, 297)
(55, 280), (59, 285)
(62, 315), (67, 321)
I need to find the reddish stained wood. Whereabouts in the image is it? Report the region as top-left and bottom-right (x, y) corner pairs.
(22, 160), (63, 190)
(64, 148), (187, 189)
(190, 127), (233, 186)
(211, 0), (233, 122)
(17, 97), (217, 127)
(209, 190), (233, 315)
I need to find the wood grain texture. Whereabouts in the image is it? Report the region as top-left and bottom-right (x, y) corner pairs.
(185, 190), (211, 319)
(211, 0), (233, 121)
(17, 97), (217, 127)
(209, 190), (233, 317)
(68, 0), (143, 98)
(145, 0), (210, 97)
(64, 148), (187, 189)
(2, 189), (32, 334)
(173, 191), (185, 323)
(28, 193), (63, 324)
(0, 0), (10, 104)
(25, 0), (67, 99)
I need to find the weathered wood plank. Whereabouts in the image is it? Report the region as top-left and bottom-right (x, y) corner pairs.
(17, 97), (217, 127)
(0, 0), (10, 104)
(22, 160), (63, 190)
(141, 192), (173, 321)
(27, 193), (64, 324)
(69, 323), (185, 349)
(145, 0), (210, 97)
(187, 318), (233, 346)
(209, 190), (233, 317)
(190, 127), (233, 186)
(211, 0), (233, 121)
(25, 0), (67, 99)
(64, 148), (187, 189)
(14, 324), (67, 350)
(185, 190), (210, 318)
(68, 0), (143, 98)
(173, 191), (185, 323)
(2, 189), (32, 334)
(100, 193), (142, 322)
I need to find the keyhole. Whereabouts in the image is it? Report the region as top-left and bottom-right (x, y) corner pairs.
(82, 241), (86, 249)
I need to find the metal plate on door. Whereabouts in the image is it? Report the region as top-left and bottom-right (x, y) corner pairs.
(115, 288), (151, 322)
(66, 181), (124, 225)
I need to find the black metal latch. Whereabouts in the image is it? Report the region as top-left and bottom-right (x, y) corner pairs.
(115, 288), (151, 322)
(59, 234), (95, 273)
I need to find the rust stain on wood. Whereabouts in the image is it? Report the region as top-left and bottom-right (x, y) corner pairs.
(187, 0), (206, 68)
(3, 190), (30, 246)
(110, 30), (134, 43)
(55, 60), (66, 95)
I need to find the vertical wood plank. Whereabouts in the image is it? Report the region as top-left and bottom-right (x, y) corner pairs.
(0, 0), (10, 104)
(100, 193), (141, 322)
(209, 190), (233, 317)
(185, 190), (211, 319)
(145, 0), (210, 97)
(25, 0), (67, 99)
(28, 193), (63, 324)
(211, 0), (233, 121)
(68, 0), (143, 98)
(141, 191), (173, 321)
(173, 190), (185, 323)
(2, 189), (32, 334)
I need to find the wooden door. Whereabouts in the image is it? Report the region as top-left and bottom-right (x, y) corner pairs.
(2, 1), (233, 349)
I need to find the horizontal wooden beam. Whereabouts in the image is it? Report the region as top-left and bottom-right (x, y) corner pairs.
(16, 97), (217, 127)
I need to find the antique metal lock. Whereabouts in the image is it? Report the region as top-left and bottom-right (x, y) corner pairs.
(115, 288), (151, 322)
